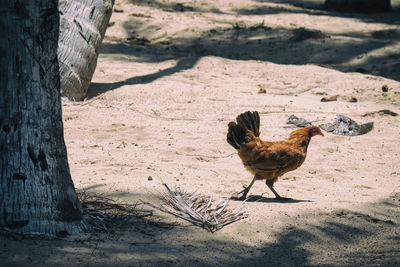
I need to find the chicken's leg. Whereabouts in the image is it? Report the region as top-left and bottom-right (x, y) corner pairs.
(266, 180), (291, 200)
(236, 175), (257, 200)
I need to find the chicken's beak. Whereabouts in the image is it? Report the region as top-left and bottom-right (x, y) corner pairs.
(313, 128), (324, 136)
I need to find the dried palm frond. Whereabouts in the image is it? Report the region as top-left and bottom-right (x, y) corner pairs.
(144, 184), (248, 233)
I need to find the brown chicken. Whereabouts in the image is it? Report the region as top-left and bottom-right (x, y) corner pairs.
(227, 111), (323, 200)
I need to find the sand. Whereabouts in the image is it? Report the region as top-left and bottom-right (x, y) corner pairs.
(2, 0), (400, 266)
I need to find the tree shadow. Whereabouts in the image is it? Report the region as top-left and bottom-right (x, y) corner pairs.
(88, 56), (199, 98)
(251, 0), (400, 24)
(130, 0), (400, 22)
(129, 0), (225, 14)
(2, 193), (399, 266)
(87, 0), (400, 98)
(128, 0), (400, 24)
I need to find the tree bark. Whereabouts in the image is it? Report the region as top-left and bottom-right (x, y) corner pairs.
(325, 0), (391, 13)
(58, 0), (114, 101)
(0, 0), (84, 236)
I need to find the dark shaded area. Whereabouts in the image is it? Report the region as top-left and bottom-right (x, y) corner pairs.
(56, 198), (83, 222)
(325, 0), (391, 13)
(129, 0), (224, 14)
(252, 0), (398, 21)
(234, 194), (312, 203)
(1, 192), (399, 266)
(88, 56), (199, 98)
(129, 0), (400, 24)
(88, 0), (400, 98)
(4, 220), (29, 230)
(37, 149), (48, 171)
(12, 173), (27, 181)
(362, 109), (399, 117)
(27, 145), (38, 165)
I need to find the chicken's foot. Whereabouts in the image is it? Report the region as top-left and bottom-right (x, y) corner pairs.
(235, 176), (257, 200)
(266, 182), (291, 200)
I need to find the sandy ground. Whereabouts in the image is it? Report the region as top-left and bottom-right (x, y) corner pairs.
(2, 0), (400, 266)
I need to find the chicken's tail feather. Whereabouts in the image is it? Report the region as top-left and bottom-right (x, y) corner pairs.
(227, 122), (246, 149)
(236, 111), (260, 137)
(227, 111), (260, 149)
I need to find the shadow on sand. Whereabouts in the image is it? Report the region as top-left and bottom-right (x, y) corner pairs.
(1, 191), (399, 266)
(87, 0), (400, 98)
(243, 194), (311, 203)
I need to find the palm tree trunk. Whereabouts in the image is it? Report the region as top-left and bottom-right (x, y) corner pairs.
(58, 0), (114, 101)
(0, 0), (84, 236)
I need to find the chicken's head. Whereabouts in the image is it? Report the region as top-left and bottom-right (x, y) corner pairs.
(309, 126), (324, 136)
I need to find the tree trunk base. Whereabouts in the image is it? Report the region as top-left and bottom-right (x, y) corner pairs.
(5, 219), (84, 237)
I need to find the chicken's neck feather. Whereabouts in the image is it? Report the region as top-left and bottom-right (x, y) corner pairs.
(287, 129), (312, 151)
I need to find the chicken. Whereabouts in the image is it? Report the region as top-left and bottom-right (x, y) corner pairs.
(227, 111), (323, 200)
